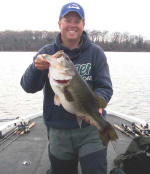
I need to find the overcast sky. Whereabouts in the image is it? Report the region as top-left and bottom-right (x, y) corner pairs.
(0, 0), (150, 39)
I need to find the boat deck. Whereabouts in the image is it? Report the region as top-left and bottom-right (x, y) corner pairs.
(0, 114), (133, 174)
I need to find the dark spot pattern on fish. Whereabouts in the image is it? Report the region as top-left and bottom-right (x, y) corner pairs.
(63, 86), (74, 102)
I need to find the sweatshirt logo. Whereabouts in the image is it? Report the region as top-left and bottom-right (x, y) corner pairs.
(75, 63), (92, 81)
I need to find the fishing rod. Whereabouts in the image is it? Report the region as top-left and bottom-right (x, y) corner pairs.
(121, 124), (139, 137)
(134, 123), (150, 137)
(0, 127), (18, 145)
(0, 121), (26, 145)
(143, 123), (150, 136)
(114, 124), (133, 138)
(0, 122), (35, 152)
(131, 123), (145, 136)
(0, 134), (20, 152)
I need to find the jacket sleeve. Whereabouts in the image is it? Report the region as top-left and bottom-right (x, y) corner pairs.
(92, 46), (113, 103)
(20, 46), (50, 93)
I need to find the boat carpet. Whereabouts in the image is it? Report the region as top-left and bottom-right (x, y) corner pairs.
(0, 114), (133, 174)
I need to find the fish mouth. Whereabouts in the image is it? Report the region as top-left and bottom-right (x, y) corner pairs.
(54, 79), (70, 84)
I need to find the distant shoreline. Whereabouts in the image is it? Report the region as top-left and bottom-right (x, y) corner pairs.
(0, 30), (150, 52)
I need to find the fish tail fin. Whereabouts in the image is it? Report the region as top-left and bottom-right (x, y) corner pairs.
(99, 123), (118, 146)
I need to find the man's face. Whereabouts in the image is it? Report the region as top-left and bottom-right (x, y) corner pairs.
(58, 12), (85, 42)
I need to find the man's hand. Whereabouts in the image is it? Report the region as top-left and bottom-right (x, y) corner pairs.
(82, 108), (102, 126)
(34, 55), (50, 70)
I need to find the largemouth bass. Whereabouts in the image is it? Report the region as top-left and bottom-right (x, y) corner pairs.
(42, 50), (118, 146)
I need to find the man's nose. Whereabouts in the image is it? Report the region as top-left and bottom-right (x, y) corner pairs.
(68, 21), (76, 27)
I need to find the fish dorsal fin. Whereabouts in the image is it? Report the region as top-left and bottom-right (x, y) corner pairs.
(95, 94), (107, 108)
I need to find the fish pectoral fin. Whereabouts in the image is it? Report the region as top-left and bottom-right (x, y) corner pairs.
(63, 87), (74, 102)
(95, 94), (107, 108)
(54, 95), (61, 106)
(76, 117), (82, 128)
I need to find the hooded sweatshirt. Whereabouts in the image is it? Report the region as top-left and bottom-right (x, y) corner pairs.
(20, 31), (113, 129)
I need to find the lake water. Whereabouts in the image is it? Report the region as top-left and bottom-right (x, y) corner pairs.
(0, 52), (150, 122)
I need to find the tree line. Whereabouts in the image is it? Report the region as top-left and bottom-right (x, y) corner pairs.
(0, 30), (150, 52)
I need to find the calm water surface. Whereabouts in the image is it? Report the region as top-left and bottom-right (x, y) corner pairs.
(106, 52), (150, 121)
(0, 52), (150, 121)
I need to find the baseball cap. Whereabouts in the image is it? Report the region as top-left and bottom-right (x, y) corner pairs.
(59, 2), (85, 20)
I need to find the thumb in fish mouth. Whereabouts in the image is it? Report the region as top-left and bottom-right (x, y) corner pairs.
(81, 108), (102, 126)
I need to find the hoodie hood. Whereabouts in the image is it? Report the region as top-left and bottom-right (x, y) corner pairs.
(54, 31), (91, 60)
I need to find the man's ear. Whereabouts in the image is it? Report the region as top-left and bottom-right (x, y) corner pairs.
(83, 20), (85, 27)
(58, 20), (61, 29)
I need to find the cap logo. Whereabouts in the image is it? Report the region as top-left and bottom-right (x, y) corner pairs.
(68, 4), (80, 10)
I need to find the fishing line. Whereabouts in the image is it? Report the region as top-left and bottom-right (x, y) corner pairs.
(0, 128), (17, 145)
(0, 134), (20, 152)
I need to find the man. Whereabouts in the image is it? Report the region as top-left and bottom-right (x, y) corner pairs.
(20, 2), (113, 174)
